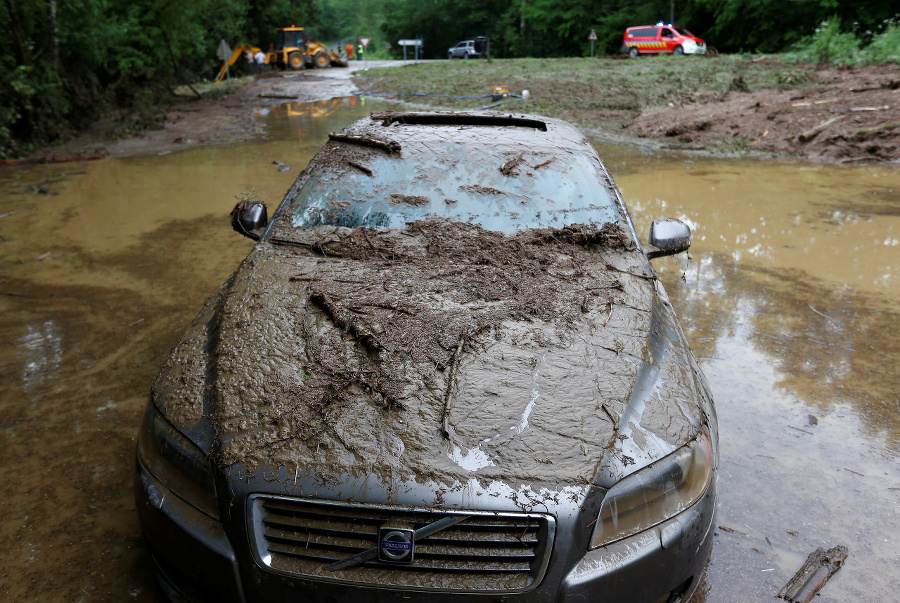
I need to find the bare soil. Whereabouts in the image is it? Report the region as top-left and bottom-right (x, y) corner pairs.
(628, 63), (900, 163)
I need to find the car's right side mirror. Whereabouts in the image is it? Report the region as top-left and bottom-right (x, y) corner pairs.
(645, 217), (692, 259)
(230, 199), (268, 240)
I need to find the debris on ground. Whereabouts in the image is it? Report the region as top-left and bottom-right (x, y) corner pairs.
(272, 159), (292, 172)
(776, 545), (849, 603)
(628, 64), (900, 162)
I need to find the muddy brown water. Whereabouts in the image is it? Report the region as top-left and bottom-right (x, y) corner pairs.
(1, 97), (897, 600)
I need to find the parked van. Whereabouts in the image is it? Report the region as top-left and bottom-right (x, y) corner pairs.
(623, 24), (706, 57)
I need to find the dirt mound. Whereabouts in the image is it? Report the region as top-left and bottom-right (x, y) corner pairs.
(274, 219), (634, 439)
(628, 64), (900, 162)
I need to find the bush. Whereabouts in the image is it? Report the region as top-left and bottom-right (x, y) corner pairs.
(786, 16), (900, 66)
(866, 21), (900, 64)
(788, 18), (862, 66)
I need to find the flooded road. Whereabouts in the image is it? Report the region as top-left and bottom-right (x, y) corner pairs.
(1, 97), (897, 600)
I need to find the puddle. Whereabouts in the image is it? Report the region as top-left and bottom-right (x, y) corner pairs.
(0, 98), (897, 600)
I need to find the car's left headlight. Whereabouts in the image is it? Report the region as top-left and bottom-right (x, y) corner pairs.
(136, 403), (220, 519)
(590, 427), (713, 549)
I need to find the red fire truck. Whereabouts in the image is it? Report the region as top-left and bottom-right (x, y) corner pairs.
(623, 23), (706, 57)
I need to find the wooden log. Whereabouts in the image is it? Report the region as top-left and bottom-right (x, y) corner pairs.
(777, 545), (848, 603)
(798, 116), (845, 143)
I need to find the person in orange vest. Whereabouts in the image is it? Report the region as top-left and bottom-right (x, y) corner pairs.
(345, 42), (354, 60)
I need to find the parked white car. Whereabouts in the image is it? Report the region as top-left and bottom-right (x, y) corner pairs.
(447, 39), (486, 59)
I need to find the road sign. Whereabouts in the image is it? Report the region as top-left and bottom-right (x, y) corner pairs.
(360, 37), (372, 48)
(398, 39), (423, 47)
(217, 39), (232, 80)
(216, 39), (232, 61)
(588, 29), (598, 41)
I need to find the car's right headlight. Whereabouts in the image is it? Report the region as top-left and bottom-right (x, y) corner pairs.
(590, 427), (713, 549)
(136, 403), (219, 519)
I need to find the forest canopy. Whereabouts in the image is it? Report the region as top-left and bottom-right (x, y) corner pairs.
(1, 0), (897, 157)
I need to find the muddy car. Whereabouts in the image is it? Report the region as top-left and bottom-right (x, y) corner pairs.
(135, 111), (718, 602)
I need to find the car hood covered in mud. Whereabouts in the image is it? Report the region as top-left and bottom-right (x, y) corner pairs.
(150, 113), (715, 512)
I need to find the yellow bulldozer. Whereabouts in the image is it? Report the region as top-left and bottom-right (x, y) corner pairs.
(215, 26), (347, 82)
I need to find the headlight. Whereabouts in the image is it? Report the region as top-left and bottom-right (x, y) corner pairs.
(136, 403), (219, 519)
(590, 427), (713, 549)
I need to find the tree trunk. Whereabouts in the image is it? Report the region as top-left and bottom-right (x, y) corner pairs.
(49, 0), (60, 71)
(520, 0), (526, 35)
(3, 0), (33, 66)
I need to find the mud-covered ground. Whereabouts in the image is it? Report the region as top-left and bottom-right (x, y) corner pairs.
(629, 63), (900, 162)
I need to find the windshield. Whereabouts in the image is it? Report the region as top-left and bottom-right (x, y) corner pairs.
(287, 146), (621, 233)
(675, 28), (694, 37)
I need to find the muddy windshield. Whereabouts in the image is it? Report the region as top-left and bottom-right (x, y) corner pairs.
(287, 148), (621, 232)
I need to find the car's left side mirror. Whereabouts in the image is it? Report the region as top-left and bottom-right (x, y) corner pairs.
(230, 199), (268, 240)
(645, 217), (692, 259)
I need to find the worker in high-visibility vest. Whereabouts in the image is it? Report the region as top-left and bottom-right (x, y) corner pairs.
(345, 42), (354, 60)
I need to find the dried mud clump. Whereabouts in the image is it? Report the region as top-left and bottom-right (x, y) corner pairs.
(389, 193), (430, 206)
(276, 219), (635, 434)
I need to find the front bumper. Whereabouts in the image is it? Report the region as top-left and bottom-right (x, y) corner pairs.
(682, 42), (707, 55)
(136, 461), (716, 603)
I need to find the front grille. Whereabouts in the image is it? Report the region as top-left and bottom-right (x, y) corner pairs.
(248, 495), (555, 592)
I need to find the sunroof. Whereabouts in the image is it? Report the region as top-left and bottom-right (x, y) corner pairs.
(370, 113), (548, 131)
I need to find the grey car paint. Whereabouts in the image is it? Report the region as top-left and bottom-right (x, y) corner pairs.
(447, 40), (482, 58)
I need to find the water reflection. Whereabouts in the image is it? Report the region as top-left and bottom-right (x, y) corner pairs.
(263, 96), (369, 141)
(660, 254), (900, 454)
(17, 320), (63, 391)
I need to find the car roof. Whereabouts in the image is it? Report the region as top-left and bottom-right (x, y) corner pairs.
(348, 111), (585, 151)
(268, 111), (634, 236)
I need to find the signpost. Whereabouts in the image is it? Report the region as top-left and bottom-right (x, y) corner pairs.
(588, 29), (597, 58)
(360, 36), (371, 64)
(217, 39), (232, 80)
(398, 38), (423, 64)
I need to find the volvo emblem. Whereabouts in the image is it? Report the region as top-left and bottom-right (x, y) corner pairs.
(378, 528), (415, 563)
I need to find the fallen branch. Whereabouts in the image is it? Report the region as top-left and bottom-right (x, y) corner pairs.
(440, 337), (466, 438)
(798, 116), (845, 143)
(310, 291), (385, 353)
(348, 160), (373, 176)
(777, 546), (848, 603)
(328, 133), (401, 154)
(0, 208), (26, 219)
